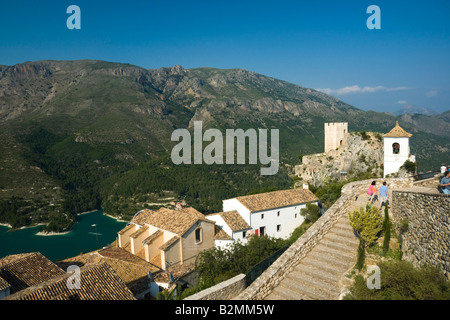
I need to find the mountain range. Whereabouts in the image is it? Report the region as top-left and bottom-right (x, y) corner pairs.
(0, 60), (448, 230)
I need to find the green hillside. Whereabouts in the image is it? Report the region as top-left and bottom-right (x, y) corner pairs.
(0, 60), (448, 231)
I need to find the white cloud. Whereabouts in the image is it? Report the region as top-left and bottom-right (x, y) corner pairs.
(425, 90), (437, 97)
(397, 100), (407, 104)
(316, 85), (411, 95)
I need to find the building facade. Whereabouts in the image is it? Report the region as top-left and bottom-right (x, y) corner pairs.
(324, 122), (348, 153)
(221, 189), (319, 242)
(383, 121), (415, 177)
(117, 207), (215, 270)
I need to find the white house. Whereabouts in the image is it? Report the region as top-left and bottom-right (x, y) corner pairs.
(383, 121), (415, 177)
(206, 210), (252, 249)
(221, 188), (319, 241)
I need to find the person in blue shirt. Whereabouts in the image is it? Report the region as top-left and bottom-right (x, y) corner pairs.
(379, 181), (389, 210)
(440, 171), (450, 194)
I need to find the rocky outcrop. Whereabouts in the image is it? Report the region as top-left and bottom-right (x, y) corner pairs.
(294, 132), (384, 187)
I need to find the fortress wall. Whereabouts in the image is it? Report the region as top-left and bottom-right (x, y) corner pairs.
(324, 122), (348, 153)
(391, 189), (450, 279)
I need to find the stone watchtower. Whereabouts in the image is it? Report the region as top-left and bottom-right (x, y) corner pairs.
(383, 121), (415, 177)
(324, 122), (348, 153)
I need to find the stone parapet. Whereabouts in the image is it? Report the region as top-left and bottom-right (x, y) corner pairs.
(183, 274), (246, 300)
(391, 189), (449, 279)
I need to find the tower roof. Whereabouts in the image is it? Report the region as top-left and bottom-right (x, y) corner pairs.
(383, 121), (412, 138)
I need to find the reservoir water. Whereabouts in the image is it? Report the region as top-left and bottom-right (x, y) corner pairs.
(0, 210), (127, 262)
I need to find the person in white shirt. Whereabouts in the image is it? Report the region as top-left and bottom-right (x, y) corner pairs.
(441, 164), (447, 175)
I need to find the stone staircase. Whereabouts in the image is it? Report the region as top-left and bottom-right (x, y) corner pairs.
(265, 214), (359, 300)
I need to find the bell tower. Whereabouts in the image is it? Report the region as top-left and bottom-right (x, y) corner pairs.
(383, 121), (414, 177)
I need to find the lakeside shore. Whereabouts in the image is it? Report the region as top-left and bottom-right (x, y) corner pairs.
(2, 209), (128, 236)
(35, 230), (71, 236)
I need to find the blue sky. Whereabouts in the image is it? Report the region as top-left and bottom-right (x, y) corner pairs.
(0, 0), (449, 113)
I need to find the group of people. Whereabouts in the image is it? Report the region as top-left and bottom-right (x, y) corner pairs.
(367, 181), (389, 211)
(439, 164), (450, 194)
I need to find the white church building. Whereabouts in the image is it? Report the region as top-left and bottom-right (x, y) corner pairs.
(383, 121), (415, 177)
(207, 188), (319, 249)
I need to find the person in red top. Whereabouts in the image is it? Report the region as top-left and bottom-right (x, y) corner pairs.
(367, 181), (377, 205)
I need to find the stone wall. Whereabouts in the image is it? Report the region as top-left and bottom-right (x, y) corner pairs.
(391, 189), (450, 279)
(183, 274), (246, 300)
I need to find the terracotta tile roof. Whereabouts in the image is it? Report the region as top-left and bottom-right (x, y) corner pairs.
(159, 236), (179, 251)
(208, 210), (251, 232)
(5, 262), (136, 300)
(0, 253), (34, 268)
(143, 230), (162, 245)
(214, 225), (232, 240)
(232, 188), (319, 212)
(58, 246), (159, 285)
(383, 121), (413, 138)
(131, 207), (214, 236)
(0, 252), (65, 294)
(117, 224), (135, 235)
(153, 263), (195, 284)
(129, 225), (148, 238)
(0, 276), (10, 291)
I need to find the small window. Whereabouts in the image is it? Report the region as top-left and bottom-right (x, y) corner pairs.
(277, 225), (281, 232)
(392, 143), (400, 155)
(243, 231), (247, 238)
(295, 213), (297, 219)
(195, 228), (202, 244)
(277, 211), (280, 216)
(261, 214), (264, 219)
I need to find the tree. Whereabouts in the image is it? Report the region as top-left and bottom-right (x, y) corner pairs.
(383, 205), (390, 254)
(348, 205), (383, 247)
(300, 203), (320, 223)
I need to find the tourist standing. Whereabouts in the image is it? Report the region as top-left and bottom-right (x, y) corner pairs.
(379, 181), (389, 210)
(367, 181), (377, 205)
(441, 164), (447, 175)
(440, 171), (450, 195)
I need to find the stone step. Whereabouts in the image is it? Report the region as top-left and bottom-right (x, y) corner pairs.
(333, 220), (354, 231)
(275, 282), (312, 300)
(313, 244), (356, 263)
(293, 261), (343, 285)
(320, 238), (358, 254)
(307, 251), (351, 269)
(279, 275), (335, 300)
(287, 270), (341, 297)
(302, 255), (350, 275)
(328, 227), (357, 239)
(265, 289), (296, 300)
(323, 232), (359, 247)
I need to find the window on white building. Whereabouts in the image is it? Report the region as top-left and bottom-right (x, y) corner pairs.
(261, 214), (264, 219)
(393, 142), (400, 155)
(195, 228), (202, 244)
(277, 211), (280, 216)
(277, 225), (281, 232)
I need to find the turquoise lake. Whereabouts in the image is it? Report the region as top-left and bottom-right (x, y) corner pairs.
(0, 210), (127, 262)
